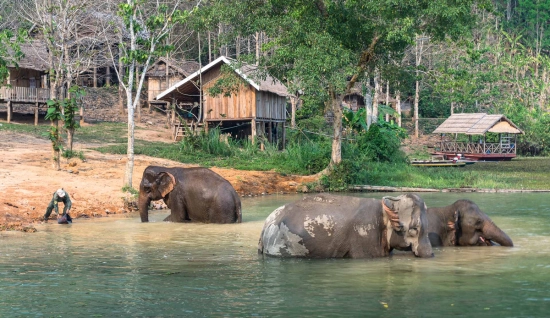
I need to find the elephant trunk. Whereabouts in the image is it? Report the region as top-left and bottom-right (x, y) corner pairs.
(482, 221), (513, 247)
(413, 234), (434, 258)
(138, 195), (151, 222)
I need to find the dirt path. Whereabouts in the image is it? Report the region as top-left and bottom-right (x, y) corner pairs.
(0, 127), (317, 232)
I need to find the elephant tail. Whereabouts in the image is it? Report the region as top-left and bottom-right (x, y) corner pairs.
(236, 201), (242, 223)
(257, 232), (264, 254)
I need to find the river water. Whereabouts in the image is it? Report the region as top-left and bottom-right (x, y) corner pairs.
(1, 192), (549, 317)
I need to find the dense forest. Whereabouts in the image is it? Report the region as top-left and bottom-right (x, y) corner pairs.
(1, 0), (550, 186)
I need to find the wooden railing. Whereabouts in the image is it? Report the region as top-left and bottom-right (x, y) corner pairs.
(438, 141), (516, 155)
(0, 86), (50, 103)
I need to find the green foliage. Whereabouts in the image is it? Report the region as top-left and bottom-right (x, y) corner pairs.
(180, 129), (234, 157)
(44, 99), (64, 153)
(207, 64), (248, 97)
(63, 86), (86, 131)
(62, 149), (85, 160)
(357, 122), (407, 163)
(122, 185), (139, 197)
(0, 26), (26, 85)
(43, 126), (62, 152)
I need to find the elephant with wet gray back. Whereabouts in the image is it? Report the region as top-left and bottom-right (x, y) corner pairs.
(427, 199), (513, 247)
(139, 166), (242, 223)
(258, 193), (433, 258)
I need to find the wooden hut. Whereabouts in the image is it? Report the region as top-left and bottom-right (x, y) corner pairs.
(1, 41), (50, 125)
(156, 56), (289, 145)
(145, 58), (200, 112)
(432, 113), (523, 161)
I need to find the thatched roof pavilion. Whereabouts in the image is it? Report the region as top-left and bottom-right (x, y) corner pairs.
(432, 113), (522, 161)
(433, 113), (522, 135)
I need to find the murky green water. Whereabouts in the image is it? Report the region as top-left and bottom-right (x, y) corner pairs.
(1, 192), (549, 317)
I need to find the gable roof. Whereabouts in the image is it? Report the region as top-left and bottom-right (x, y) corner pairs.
(432, 113), (523, 135)
(155, 56), (289, 100)
(146, 57), (201, 78)
(12, 41), (50, 71)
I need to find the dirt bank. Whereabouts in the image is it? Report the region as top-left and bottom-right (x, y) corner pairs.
(0, 126), (317, 232)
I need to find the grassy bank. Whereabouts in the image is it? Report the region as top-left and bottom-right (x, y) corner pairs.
(359, 158), (550, 190)
(2, 122), (550, 190)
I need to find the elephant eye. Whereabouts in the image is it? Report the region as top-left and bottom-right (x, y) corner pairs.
(408, 228), (418, 236)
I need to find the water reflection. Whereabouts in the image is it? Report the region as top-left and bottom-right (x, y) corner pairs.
(0, 192), (549, 316)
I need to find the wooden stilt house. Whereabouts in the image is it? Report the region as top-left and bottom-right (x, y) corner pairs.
(156, 56), (290, 146)
(145, 58), (200, 113)
(432, 113), (523, 161)
(1, 41), (50, 125)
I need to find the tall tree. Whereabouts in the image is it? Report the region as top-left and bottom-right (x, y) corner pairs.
(18, 0), (108, 169)
(204, 0), (480, 168)
(111, 0), (195, 189)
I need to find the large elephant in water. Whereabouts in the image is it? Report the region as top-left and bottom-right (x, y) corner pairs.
(258, 193), (433, 258)
(427, 200), (513, 247)
(138, 166), (242, 223)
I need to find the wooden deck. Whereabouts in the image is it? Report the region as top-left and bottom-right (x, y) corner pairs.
(0, 86), (50, 103)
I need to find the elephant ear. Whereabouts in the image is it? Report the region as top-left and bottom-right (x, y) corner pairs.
(156, 172), (176, 197)
(382, 196), (403, 231)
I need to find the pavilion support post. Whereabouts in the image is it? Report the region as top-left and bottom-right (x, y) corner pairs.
(34, 102), (39, 126)
(204, 121), (209, 134)
(171, 105), (175, 124)
(251, 118), (256, 144)
(260, 121), (265, 151)
(282, 122), (286, 150)
(268, 121), (273, 143)
(166, 103), (171, 126)
(7, 101), (12, 123)
(106, 67), (111, 86)
(93, 66), (97, 88)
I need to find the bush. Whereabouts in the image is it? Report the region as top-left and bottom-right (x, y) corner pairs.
(62, 149), (85, 160)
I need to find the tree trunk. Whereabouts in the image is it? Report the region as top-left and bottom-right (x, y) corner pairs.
(236, 36), (241, 58)
(365, 89), (373, 129)
(385, 80), (390, 122)
(414, 79), (419, 138)
(396, 90), (401, 127)
(136, 68), (141, 123)
(373, 70), (380, 122)
(291, 95), (297, 128)
(330, 95), (343, 166)
(68, 127), (74, 152)
(255, 32), (260, 65)
(208, 31), (212, 63)
(52, 119), (60, 170)
(124, 89), (135, 188)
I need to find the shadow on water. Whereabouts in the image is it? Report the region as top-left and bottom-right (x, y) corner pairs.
(1, 192), (549, 316)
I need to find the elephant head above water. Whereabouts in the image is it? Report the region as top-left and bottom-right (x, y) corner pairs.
(427, 200), (513, 247)
(258, 193), (433, 258)
(139, 166), (242, 223)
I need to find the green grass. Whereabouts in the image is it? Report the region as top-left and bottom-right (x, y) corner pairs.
(0, 122), (130, 144)
(359, 158), (550, 190)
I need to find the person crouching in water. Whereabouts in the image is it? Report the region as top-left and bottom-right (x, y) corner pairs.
(44, 188), (73, 224)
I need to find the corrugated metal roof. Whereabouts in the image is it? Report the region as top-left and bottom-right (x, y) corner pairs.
(432, 113), (522, 135)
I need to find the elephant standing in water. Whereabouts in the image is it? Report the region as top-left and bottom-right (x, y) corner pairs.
(138, 166), (242, 223)
(427, 200), (513, 247)
(258, 194), (433, 258)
